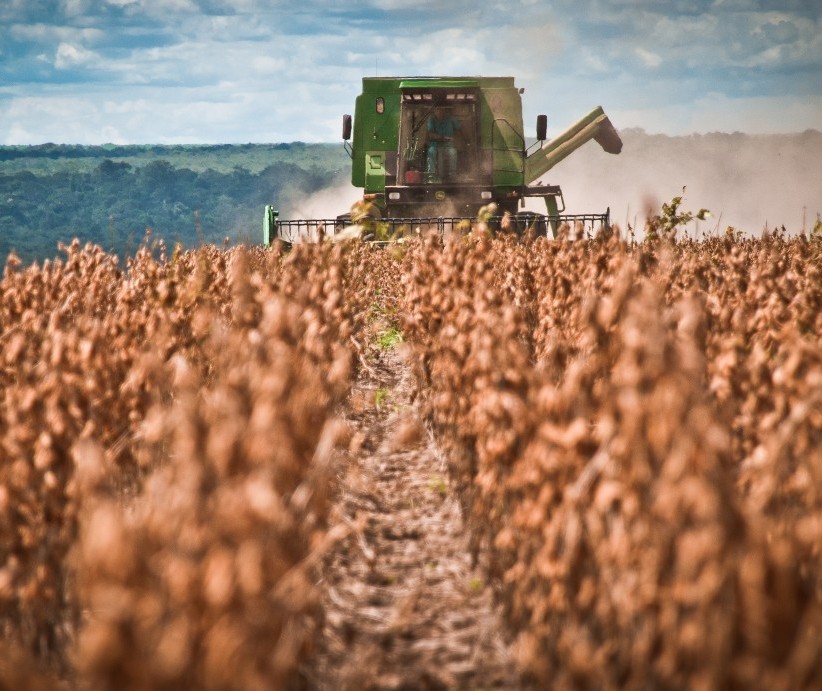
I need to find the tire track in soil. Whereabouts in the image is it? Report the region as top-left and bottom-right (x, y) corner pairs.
(306, 347), (519, 690)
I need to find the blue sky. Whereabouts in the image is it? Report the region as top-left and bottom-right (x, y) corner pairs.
(1, 0), (820, 144)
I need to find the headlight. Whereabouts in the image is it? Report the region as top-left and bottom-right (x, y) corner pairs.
(388, 192), (400, 200)
(480, 191), (492, 200)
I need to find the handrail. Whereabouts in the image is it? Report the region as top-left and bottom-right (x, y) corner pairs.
(491, 118), (525, 175)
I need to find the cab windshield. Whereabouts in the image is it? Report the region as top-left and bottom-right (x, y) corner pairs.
(397, 92), (480, 185)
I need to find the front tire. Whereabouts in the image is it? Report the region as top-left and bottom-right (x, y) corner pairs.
(514, 211), (548, 238)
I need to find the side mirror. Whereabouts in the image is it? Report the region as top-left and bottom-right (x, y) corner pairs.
(342, 114), (352, 141)
(536, 114), (547, 142)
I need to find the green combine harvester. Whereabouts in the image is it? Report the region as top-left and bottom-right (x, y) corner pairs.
(264, 76), (622, 244)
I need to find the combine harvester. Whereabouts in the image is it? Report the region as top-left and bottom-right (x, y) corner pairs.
(263, 76), (622, 244)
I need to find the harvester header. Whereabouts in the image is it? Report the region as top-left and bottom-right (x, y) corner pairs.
(264, 76), (622, 244)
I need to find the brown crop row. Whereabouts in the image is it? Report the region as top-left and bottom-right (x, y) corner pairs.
(0, 238), (381, 688)
(399, 230), (822, 689)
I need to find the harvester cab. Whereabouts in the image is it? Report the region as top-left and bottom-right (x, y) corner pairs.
(264, 76), (622, 245)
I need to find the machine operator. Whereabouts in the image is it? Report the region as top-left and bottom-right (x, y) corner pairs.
(426, 106), (460, 182)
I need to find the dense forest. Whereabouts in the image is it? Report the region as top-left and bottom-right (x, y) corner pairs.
(0, 143), (349, 263)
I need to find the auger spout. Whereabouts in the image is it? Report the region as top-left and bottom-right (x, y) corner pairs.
(525, 106), (622, 185)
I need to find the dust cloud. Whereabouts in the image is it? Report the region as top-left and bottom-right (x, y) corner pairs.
(524, 128), (822, 235)
(270, 178), (361, 243)
(289, 179), (361, 221)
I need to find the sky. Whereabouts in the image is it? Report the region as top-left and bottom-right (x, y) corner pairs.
(0, 0), (821, 145)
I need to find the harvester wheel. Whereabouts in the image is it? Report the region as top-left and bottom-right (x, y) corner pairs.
(349, 200), (384, 241)
(335, 213), (352, 232)
(350, 200), (382, 222)
(514, 212), (548, 238)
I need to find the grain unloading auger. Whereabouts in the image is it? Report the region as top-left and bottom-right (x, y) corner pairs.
(264, 76), (622, 245)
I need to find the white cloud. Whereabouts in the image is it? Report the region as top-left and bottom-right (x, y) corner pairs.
(11, 23), (104, 44)
(100, 125), (127, 143)
(635, 47), (662, 68)
(104, 0), (194, 8)
(407, 30), (488, 73)
(1, 95), (104, 143)
(123, 0), (200, 12)
(55, 42), (100, 69)
(5, 123), (35, 145)
(369, 0), (438, 7)
(579, 49), (610, 75)
(690, 93), (822, 134)
(62, 0), (93, 17)
(251, 55), (287, 74)
(613, 92), (822, 135)
(756, 18), (800, 43)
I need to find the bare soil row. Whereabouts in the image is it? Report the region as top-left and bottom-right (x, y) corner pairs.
(308, 347), (518, 690)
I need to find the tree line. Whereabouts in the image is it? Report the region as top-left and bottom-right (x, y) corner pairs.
(0, 145), (347, 264)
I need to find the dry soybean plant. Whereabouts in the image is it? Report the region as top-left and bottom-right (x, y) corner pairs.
(398, 231), (822, 689)
(0, 239), (370, 687)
